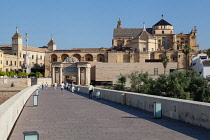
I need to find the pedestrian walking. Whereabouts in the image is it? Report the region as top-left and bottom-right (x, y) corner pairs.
(42, 82), (44, 90)
(71, 83), (75, 92)
(45, 82), (48, 90)
(61, 81), (65, 94)
(88, 83), (94, 99)
(54, 82), (57, 90)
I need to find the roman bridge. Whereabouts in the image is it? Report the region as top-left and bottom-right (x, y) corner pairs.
(0, 85), (210, 140)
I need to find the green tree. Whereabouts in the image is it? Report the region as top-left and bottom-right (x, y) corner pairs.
(183, 45), (191, 73)
(28, 72), (35, 77)
(35, 72), (43, 77)
(0, 71), (6, 76)
(206, 48), (210, 58)
(114, 74), (126, 90)
(161, 55), (169, 75)
(6, 71), (15, 77)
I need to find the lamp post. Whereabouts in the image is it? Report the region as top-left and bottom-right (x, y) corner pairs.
(154, 102), (162, 119)
(23, 131), (39, 140)
(33, 95), (38, 106)
(36, 89), (39, 95)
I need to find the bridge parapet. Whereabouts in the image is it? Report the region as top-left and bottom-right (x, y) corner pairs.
(0, 85), (39, 140)
(76, 85), (210, 129)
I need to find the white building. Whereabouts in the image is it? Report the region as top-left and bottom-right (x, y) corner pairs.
(192, 54), (210, 78)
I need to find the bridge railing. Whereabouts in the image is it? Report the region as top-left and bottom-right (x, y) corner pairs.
(76, 85), (210, 129)
(0, 85), (39, 140)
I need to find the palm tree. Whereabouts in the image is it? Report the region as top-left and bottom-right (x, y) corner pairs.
(183, 45), (191, 73)
(161, 55), (169, 75)
(206, 48), (210, 59)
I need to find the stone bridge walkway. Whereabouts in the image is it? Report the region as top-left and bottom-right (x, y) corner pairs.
(8, 87), (210, 140)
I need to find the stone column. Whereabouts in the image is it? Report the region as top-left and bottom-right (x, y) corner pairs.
(85, 66), (91, 85)
(77, 67), (80, 85)
(59, 67), (62, 84)
(52, 67), (55, 84)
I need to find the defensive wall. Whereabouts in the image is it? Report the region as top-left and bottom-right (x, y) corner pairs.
(0, 85), (39, 140)
(95, 63), (177, 81)
(77, 86), (210, 129)
(0, 77), (52, 88)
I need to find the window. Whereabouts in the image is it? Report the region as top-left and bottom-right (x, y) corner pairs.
(20, 61), (22, 66)
(40, 55), (42, 60)
(6, 61), (8, 65)
(143, 48), (146, 52)
(87, 58), (91, 61)
(15, 61), (16, 66)
(154, 68), (158, 76)
(32, 55), (34, 59)
(162, 31), (164, 34)
(162, 41), (166, 49)
(10, 61), (12, 66)
(99, 58), (102, 62)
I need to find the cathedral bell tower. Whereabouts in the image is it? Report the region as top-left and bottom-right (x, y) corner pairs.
(12, 27), (22, 55)
(47, 36), (56, 51)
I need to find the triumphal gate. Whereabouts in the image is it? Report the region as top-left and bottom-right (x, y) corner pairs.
(51, 56), (91, 85)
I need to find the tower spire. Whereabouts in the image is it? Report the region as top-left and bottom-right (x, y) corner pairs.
(51, 33), (53, 40)
(143, 22), (146, 31)
(16, 26), (18, 33)
(117, 17), (122, 28)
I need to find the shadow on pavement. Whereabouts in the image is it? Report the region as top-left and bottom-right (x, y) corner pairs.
(72, 91), (210, 140)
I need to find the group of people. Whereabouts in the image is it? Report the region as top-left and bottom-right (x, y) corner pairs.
(42, 82), (48, 90)
(42, 81), (94, 98)
(56, 81), (75, 94)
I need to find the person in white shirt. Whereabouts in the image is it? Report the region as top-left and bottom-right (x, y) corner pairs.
(71, 83), (75, 92)
(54, 82), (57, 90)
(60, 81), (65, 94)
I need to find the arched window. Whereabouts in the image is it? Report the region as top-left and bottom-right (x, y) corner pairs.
(61, 54), (69, 62)
(84, 54), (93, 61)
(97, 54), (105, 62)
(73, 54), (81, 61)
(51, 54), (58, 62)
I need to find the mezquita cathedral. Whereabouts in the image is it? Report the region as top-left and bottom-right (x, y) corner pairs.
(0, 16), (200, 85)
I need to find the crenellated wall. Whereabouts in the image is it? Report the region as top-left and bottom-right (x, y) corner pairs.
(76, 86), (210, 129)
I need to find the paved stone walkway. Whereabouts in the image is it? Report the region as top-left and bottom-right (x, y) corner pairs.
(9, 87), (210, 140)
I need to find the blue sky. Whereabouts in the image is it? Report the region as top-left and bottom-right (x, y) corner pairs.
(0, 0), (210, 50)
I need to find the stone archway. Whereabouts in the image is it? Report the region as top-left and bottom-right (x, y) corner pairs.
(51, 54), (58, 62)
(84, 54), (93, 61)
(61, 54), (69, 62)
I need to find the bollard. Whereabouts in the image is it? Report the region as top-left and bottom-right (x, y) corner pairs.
(77, 88), (80, 93)
(33, 95), (38, 106)
(36, 89), (39, 95)
(23, 131), (39, 140)
(96, 91), (100, 100)
(121, 94), (126, 105)
(154, 102), (162, 119)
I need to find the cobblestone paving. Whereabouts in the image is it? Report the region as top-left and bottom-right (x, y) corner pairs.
(8, 87), (210, 140)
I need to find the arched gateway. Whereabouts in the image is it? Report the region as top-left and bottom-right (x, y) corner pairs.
(51, 56), (90, 86)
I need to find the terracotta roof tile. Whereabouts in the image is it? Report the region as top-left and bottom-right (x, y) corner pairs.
(12, 33), (22, 38)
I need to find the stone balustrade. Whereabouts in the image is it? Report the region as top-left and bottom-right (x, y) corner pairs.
(0, 85), (39, 140)
(77, 86), (210, 129)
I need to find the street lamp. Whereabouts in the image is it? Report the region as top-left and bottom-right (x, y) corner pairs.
(23, 131), (39, 140)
